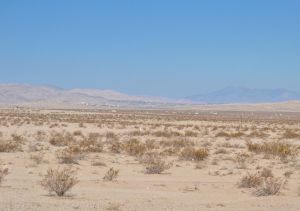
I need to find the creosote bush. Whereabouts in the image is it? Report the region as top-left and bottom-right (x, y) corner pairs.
(40, 167), (78, 196)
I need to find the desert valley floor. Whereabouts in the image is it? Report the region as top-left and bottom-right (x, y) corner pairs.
(1, 108), (300, 210)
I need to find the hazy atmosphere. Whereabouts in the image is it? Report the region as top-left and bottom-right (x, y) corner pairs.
(1, 0), (300, 97)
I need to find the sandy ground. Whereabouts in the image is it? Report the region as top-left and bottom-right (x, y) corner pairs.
(0, 108), (300, 211)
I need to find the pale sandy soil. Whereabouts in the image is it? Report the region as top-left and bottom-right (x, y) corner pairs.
(0, 109), (300, 211)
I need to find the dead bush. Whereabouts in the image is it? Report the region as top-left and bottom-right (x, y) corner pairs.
(103, 168), (119, 181)
(254, 177), (283, 196)
(40, 167), (78, 196)
(238, 172), (262, 188)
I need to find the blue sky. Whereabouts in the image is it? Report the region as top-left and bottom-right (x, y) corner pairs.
(0, 0), (299, 97)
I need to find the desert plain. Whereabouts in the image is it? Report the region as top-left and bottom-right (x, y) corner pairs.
(1, 108), (300, 210)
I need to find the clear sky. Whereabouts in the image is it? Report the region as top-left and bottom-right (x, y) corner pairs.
(0, 0), (299, 98)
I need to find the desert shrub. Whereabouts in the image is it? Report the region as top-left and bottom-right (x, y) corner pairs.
(123, 138), (146, 156)
(109, 140), (122, 153)
(79, 136), (103, 153)
(254, 177), (283, 196)
(106, 132), (118, 141)
(245, 141), (261, 152)
(160, 147), (181, 156)
(28, 142), (44, 152)
(180, 147), (209, 161)
(246, 140), (298, 159)
(235, 152), (250, 169)
(214, 148), (228, 154)
(145, 139), (157, 150)
(247, 131), (268, 138)
(170, 138), (195, 148)
(40, 167), (78, 196)
(91, 161), (106, 166)
(49, 131), (74, 147)
(216, 131), (244, 138)
(56, 147), (84, 164)
(284, 170), (293, 178)
(152, 130), (181, 138)
(141, 152), (171, 174)
(0, 167), (8, 185)
(128, 130), (150, 136)
(103, 168), (119, 181)
(239, 168), (279, 193)
(73, 130), (83, 136)
(78, 122), (85, 128)
(184, 130), (198, 137)
(238, 172), (263, 188)
(282, 129), (300, 139)
(0, 138), (23, 152)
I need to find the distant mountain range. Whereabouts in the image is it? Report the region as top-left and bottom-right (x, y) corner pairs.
(0, 84), (300, 108)
(0, 84), (179, 108)
(185, 87), (300, 104)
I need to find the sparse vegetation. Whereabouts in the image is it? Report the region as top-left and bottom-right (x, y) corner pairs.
(40, 167), (78, 196)
(0, 108), (299, 209)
